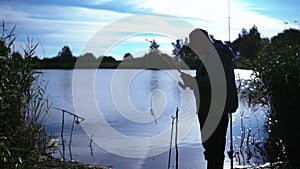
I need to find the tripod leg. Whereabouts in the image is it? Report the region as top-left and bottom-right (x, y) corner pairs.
(228, 113), (234, 169)
(168, 117), (175, 169)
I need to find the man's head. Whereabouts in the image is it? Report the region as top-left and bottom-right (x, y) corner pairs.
(188, 28), (214, 56)
(189, 28), (210, 42)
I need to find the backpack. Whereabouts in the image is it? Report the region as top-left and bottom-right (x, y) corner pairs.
(214, 40), (239, 113)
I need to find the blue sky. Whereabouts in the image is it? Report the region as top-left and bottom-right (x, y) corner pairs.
(1, 0), (299, 60)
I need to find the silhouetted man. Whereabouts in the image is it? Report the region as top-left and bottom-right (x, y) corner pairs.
(181, 28), (238, 169)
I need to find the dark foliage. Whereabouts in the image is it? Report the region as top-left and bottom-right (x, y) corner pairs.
(247, 28), (300, 168)
(0, 22), (49, 168)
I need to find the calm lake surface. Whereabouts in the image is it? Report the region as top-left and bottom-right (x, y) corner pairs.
(43, 69), (267, 169)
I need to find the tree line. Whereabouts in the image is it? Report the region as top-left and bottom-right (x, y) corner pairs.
(35, 46), (120, 69)
(25, 25), (265, 69)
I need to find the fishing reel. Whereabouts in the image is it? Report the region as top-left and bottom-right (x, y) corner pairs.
(178, 81), (187, 90)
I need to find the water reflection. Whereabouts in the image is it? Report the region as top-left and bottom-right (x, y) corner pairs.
(44, 69), (267, 169)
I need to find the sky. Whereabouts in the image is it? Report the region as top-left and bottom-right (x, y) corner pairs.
(1, 0), (299, 60)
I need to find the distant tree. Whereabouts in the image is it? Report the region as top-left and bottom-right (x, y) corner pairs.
(171, 38), (196, 59)
(74, 53), (98, 68)
(172, 39), (183, 58)
(58, 45), (73, 61)
(123, 52), (133, 60)
(241, 28), (248, 37)
(249, 25), (261, 39)
(146, 39), (160, 52)
(39, 45), (75, 68)
(231, 25), (262, 60)
(78, 53), (97, 62)
(99, 56), (116, 63)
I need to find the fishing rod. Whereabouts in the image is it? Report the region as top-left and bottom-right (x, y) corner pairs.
(145, 38), (187, 89)
(157, 53), (187, 90)
(158, 53), (183, 74)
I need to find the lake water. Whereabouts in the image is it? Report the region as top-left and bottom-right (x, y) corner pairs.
(43, 69), (267, 169)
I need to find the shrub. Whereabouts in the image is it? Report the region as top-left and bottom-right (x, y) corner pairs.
(247, 29), (300, 168)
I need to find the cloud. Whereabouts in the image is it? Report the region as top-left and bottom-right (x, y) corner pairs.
(79, 14), (198, 60)
(1, 0), (298, 59)
(86, 0), (150, 13)
(107, 33), (177, 59)
(139, 0), (291, 40)
(0, 3), (130, 57)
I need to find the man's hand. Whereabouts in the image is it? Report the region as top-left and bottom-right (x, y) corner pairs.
(180, 72), (194, 89)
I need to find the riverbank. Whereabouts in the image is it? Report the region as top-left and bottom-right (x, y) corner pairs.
(1, 155), (112, 169)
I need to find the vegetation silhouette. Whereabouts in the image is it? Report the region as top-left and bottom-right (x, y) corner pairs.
(1, 22), (50, 168)
(245, 28), (300, 168)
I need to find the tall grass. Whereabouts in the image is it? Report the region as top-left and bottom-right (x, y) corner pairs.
(0, 21), (50, 167)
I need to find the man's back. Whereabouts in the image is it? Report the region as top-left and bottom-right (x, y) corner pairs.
(213, 40), (238, 113)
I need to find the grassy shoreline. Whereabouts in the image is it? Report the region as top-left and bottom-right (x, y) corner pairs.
(1, 155), (112, 169)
